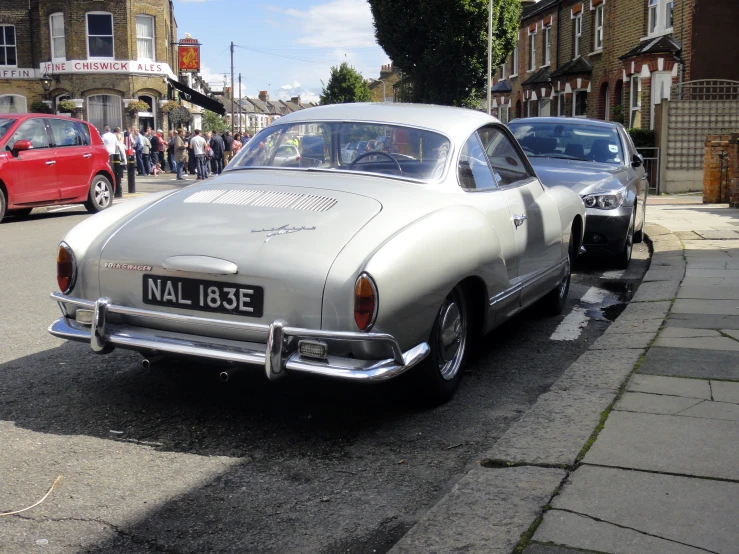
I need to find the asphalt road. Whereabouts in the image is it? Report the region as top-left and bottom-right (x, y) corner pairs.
(0, 203), (650, 554)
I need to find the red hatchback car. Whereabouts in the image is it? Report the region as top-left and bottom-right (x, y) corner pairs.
(0, 113), (114, 222)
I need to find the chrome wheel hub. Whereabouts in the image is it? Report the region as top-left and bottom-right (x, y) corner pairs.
(436, 296), (467, 381)
(94, 180), (110, 207)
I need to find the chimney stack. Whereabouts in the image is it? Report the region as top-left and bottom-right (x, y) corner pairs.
(259, 90), (269, 102)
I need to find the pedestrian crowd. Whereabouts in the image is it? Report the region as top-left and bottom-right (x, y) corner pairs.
(118, 127), (251, 182)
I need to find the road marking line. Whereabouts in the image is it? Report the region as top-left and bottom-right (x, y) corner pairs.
(550, 306), (589, 341)
(581, 286), (608, 304)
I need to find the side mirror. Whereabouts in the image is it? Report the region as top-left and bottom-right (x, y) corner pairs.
(12, 140), (32, 152)
(631, 153), (643, 168)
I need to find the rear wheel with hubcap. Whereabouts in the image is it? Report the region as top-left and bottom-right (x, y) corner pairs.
(539, 234), (573, 316)
(0, 191), (6, 223)
(84, 175), (113, 214)
(413, 287), (469, 406)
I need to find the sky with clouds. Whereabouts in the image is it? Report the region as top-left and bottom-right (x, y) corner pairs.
(173, 0), (391, 103)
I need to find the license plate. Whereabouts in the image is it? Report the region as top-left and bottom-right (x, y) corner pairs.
(142, 275), (264, 317)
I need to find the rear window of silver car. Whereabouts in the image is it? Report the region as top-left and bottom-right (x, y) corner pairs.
(509, 121), (624, 165)
(229, 122), (451, 181)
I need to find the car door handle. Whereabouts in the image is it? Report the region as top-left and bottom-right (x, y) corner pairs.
(45, 160), (56, 165)
(83, 153), (92, 158)
(512, 214), (527, 228)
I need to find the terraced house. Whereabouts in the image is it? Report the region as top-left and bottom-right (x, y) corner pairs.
(491, 0), (739, 193)
(0, 0), (221, 133)
(492, 0), (738, 128)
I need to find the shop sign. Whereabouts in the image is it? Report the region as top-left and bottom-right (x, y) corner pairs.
(0, 68), (39, 79)
(39, 61), (175, 78)
(178, 37), (200, 72)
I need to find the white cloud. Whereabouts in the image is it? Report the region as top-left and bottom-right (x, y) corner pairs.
(277, 81), (320, 104)
(269, 0), (378, 48)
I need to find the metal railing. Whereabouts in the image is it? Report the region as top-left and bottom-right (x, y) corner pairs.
(674, 80), (739, 101)
(637, 147), (660, 195)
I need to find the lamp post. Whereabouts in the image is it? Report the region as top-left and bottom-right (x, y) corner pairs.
(370, 78), (388, 102)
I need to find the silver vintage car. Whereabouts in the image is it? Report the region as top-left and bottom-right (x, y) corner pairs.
(49, 104), (585, 404)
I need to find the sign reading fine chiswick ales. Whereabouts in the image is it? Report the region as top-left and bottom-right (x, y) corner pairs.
(39, 60), (176, 78)
(178, 37), (200, 73)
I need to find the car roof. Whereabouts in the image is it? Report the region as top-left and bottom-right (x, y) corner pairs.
(271, 102), (500, 142)
(0, 113), (91, 124)
(509, 117), (621, 129)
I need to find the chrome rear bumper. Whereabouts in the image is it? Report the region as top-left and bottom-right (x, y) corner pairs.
(49, 292), (429, 382)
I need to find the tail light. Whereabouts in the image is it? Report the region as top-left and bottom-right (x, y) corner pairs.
(57, 242), (77, 294)
(354, 273), (378, 331)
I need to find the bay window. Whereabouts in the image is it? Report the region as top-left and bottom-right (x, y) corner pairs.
(573, 90), (588, 117)
(630, 75), (642, 128)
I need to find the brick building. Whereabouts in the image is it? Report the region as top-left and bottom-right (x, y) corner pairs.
(491, 0), (739, 131)
(0, 0), (223, 133)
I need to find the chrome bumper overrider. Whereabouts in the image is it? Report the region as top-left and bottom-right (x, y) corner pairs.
(49, 292), (429, 382)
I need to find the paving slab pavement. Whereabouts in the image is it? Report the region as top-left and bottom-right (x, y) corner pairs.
(535, 465), (739, 554)
(638, 346), (739, 379)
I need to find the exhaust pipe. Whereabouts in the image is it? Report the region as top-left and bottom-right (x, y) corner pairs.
(219, 367), (244, 382)
(142, 355), (166, 369)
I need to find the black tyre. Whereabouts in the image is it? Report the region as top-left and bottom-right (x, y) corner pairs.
(8, 208), (33, 218)
(0, 190), (6, 223)
(84, 175), (113, 214)
(540, 234), (572, 316)
(412, 287), (469, 406)
(616, 209), (636, 269)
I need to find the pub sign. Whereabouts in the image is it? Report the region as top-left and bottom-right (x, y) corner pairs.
(178, 36), (200, 72)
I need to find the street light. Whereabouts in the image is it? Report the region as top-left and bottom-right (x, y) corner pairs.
(369, 78), (389, 103)
(40, 74), (52, 99)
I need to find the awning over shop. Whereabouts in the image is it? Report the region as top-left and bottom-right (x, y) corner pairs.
(167, 78), (226, 115)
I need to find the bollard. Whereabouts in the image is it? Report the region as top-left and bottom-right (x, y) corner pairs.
(127, 150), (136, 194)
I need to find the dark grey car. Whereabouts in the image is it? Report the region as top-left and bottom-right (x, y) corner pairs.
(508, 117), (648, 268)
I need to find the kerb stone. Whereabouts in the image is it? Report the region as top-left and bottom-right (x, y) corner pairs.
(389, 466), (566, 554)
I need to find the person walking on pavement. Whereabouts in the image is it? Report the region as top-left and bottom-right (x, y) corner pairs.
(209, 131), (225, 175)
(232, 133), (243, 156)
(149, 131), (160, 171)
(113, 128), (126, 198)
(141, 130), (152, 176)
(174, 128), (188, 180)
(167, 131), (176, 174)
(186, 131), (196, 177)
(189, 130), (208, 180)
(223, 131), (234, 168)
(132, 128), (145, 175)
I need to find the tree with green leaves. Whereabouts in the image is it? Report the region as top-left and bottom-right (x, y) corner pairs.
(368, 0), (521, 106)
(319, 62), (371, 105)
(202, 110), (228, 133)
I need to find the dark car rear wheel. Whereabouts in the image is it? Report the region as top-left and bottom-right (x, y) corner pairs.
(412, 286), (469, 406)
(84, 175), (113, 214)
(0, 190), (6, 223)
